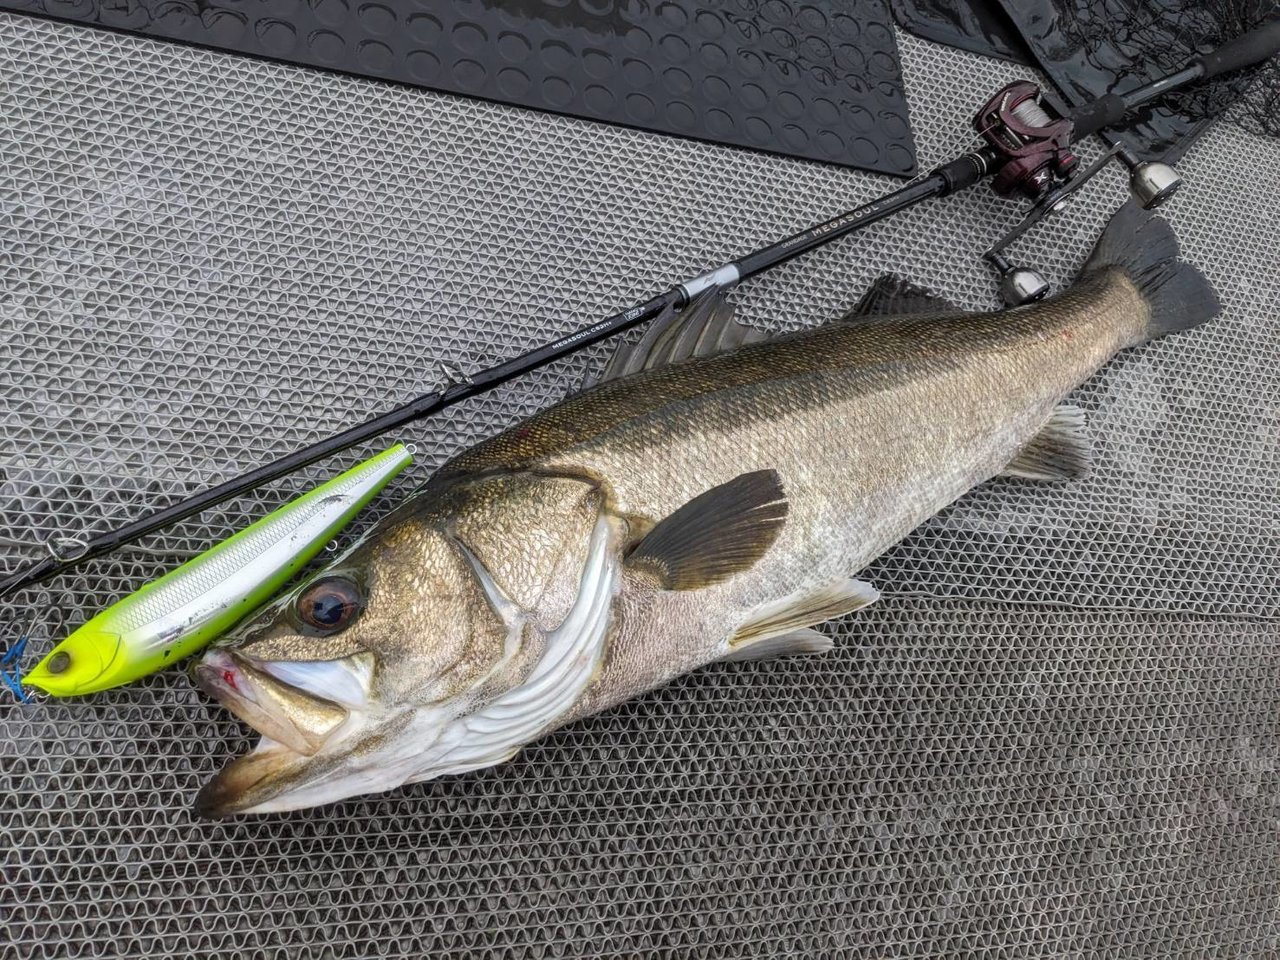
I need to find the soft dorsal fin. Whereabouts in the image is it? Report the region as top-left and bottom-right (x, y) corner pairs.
(999, 403), (1091, 481)
(585, 289), (768, 387)
(625, 469), (788, 591)
(841, 273), (960, 322)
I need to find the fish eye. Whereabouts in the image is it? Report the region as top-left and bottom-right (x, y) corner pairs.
(295, 577), (363, 634)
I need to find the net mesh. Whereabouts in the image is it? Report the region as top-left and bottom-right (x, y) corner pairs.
(2, 14), (1279, 959)
(1054, 0), (1280, 141)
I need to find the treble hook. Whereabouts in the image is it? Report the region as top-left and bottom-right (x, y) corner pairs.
(0, 615), (37, 703)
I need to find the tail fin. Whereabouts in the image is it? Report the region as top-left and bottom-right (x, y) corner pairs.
(1083, 200), (1220, 341)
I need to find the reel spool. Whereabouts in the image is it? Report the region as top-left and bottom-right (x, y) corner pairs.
(974, 81), (1079, 200)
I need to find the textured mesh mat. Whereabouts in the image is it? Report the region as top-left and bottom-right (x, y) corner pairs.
(2, 13), (1280, 959)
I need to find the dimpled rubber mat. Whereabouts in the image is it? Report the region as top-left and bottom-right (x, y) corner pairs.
(0, 0), (919, 176)
(3, 14), (1280, 960)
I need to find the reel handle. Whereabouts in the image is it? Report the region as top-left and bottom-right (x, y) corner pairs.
(1197, 17), (1280, 78)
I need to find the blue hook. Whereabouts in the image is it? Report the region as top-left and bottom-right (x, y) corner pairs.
(0, 624), (33, 704)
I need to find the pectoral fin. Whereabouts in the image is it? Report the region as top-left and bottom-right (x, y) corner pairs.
(626, 470), (788, 590)
(999, 404), (1091, 481)
(731, 577), (879, 649)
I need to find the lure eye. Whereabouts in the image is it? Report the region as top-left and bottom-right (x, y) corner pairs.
(295, 577), (363, 634)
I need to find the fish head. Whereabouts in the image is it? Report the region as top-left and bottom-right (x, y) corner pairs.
(194, 472), (610, 816)
(22, 617), (122, 696)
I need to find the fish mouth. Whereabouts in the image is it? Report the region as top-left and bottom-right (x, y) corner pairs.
(193, 648), (377, 817)
(194, 649), (374, 753)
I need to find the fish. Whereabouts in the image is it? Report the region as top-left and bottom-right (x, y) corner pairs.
(22, 444), (413, 696)
(192, 203), (1218, 816)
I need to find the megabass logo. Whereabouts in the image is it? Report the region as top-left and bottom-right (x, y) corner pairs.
(811, 203), (881, 239)
(778, 202), (884, 252)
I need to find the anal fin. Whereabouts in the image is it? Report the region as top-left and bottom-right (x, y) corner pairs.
(731, 577), (879, 649)
(720, 628), (833, 663)
(1000, 403), (1091, 482)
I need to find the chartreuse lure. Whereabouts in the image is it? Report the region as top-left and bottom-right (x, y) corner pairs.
(22, 444), (413, 697)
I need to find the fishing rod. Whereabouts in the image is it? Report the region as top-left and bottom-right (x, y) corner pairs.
(3, 19), (1279, 602)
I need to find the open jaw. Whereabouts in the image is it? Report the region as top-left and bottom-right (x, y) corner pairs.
(191, 649), (375, 817)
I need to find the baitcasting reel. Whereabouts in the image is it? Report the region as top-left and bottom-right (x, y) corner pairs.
(974, 81), (1080, 200)
(974, 81), (1184, 305)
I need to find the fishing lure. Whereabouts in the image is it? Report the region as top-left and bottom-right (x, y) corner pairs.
(21, 444), (413, 697)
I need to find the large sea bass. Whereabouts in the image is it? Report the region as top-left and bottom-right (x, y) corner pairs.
(194, 204), (1218, 816)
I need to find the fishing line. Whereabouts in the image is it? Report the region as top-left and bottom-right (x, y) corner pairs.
(2, 18), (1279, 603)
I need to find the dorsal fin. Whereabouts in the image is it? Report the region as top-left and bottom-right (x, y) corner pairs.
(585, 290), (768, 387)
(841, 273), (959, 321)
(585, 276), (958, 389)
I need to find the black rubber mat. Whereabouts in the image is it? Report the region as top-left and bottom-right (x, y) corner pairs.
(888, 0), (1030, 64)
(890, 0), (1277, 163)
(0, 0), (919, 176)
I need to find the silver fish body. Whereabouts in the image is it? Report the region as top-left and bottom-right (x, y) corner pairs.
(194, 204), (1218, 816)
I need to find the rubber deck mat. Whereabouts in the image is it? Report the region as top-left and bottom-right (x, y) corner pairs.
(0, 0), (919, 176)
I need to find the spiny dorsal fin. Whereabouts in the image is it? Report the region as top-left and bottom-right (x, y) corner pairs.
(731, 577), (879, 648)
(841, 273), (960, 322)
(625, 469), (788, 591)
(586, 290), (767, 387)
(999, 403), (1091, 481)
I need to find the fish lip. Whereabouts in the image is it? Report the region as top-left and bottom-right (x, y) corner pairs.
(192, 758), (260, 819)
(193, 650), (260, 709)
(192, 739), (295, 819)
(195, 649), (350, 757)
(196, 649), (364, 714)
(192, 784), (231, 819)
